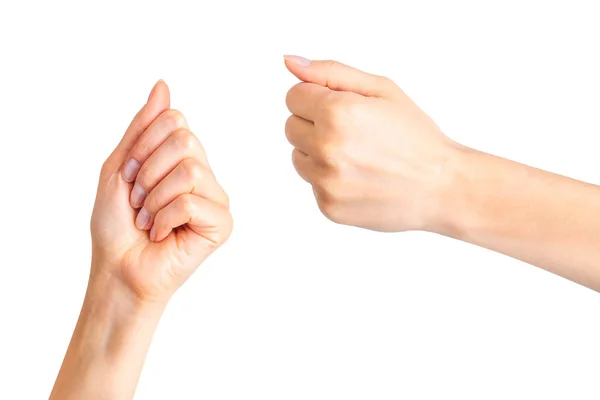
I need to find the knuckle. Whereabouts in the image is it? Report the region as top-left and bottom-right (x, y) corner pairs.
(208, 212), (233, 248)
(317, 173), (344, 200)
(317, 139), (345, 171)
(322, 93), (365, 128)
(316, 191), (344, 223)
(323, 96), (348, 126)
(173, 128), (197, 150)
(164, 109), (187, 129)
(323, 59), (341, 71)
(181, 158), (204, 181)
(180, 194), (196, 215)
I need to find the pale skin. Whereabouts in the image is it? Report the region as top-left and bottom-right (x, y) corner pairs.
(50, 81), (232, 399)
(51, 57), (600, 399)
(283, 55), (600, 292)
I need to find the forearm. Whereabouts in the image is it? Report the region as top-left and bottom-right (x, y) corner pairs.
(435, 145), (600, 291)
(50, 266), (166, 400)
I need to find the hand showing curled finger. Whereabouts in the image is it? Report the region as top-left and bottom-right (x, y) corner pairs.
(90, 81), (232, 304)
(284, 56), (460, 233)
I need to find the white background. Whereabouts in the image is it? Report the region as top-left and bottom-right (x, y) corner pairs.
(1, 1), (600, 399)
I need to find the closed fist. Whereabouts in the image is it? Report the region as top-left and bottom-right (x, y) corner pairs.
(284, 56), (458, 232)
(90, 81), (232, 303)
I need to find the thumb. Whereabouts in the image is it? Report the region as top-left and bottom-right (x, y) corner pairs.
(283, 55), (398, 98)
(107, 80), (171, 167)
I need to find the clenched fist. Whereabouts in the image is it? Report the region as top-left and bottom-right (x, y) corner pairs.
(284, 56), (459, 232)
(90, 81), (232, 304)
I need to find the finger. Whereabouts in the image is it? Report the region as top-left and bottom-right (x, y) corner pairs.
(130, 129), (206, 208)
(151, 194), (232, 247)
(106, 80), (170, 171)
(285, 115), (317, 155)
(121, 109), (189, 183)
(285, 82), (331, 121)
(284, 56), (399, 98)
(134, 158), (228, 231)
(291, 148), (319, 184)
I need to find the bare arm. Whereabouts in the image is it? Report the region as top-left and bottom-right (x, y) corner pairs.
(438, 147), (600, 291)
(283, 55), (600, 291)
(50, 272), (164, 399)
(50, 80), (232, 398)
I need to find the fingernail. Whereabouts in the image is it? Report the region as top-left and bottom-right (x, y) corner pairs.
(284, 55), (312, 67)
(122, 158), (141, 182)
(148, 79), (163, 103)
(136, 207), (150, 230)
(150, 225), (157, 241)
(130, 182), (146, 208)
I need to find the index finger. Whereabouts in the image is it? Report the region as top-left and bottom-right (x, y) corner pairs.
(104, 80), (171, 171)
(285, 82), (330, 121)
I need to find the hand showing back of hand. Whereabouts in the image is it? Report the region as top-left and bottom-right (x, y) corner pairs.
(284, 56), (459, 233)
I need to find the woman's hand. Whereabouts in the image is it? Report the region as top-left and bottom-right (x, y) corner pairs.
(284, 56), (458, 232)
(284, 56), (600, 292)
(91, 80), (232, 304)
(52, 81), (232, 400)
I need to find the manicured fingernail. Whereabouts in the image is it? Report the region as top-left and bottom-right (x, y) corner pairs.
(136, 207), (150, 230)
(122, 158), (141, 182)
(130, 182), (146, 208)
(284, 55), (312, 67)
(150, 225), (157, 241)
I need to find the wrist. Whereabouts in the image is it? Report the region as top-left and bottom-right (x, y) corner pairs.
(89, 253), (171, 310)
(50, 263), (166, 400)
(422, 140), (478, 237)
(86, 263), (167, 324)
